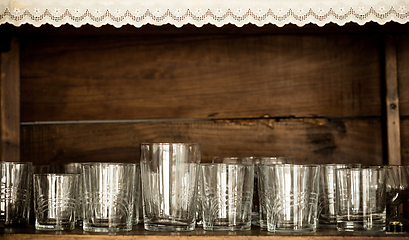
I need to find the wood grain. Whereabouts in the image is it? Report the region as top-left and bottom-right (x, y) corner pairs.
(0, 37), (20, 162)
(20, 34), (382, 122)
(385, 35), (402, 165)
(21, 118), (383, 166)
(399, 118), (409, 165)
(398, 35), (409, 116)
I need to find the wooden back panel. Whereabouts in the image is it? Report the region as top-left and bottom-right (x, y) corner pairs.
(12, 23), (409, 166)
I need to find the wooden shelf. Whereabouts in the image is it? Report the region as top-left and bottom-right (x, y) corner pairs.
(2, 224), (409, 240)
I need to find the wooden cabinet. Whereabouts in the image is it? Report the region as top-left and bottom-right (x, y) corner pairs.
(1, 21), (409, 238)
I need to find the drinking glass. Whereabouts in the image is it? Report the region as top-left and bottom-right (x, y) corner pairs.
(0, 162), (33, 227)
(318, 163), (361, 228)
(336, 166), (386, 232)
(384, 165), (409, 232)
(50, 163), (83, 226)
(200, 163), (254, 231)
(259, 164), (320, 233)
(140, 143), (201, 231)
(33, 173), (78, 230)
(82, 162), (136, 232)
(255, 156), (294, 229)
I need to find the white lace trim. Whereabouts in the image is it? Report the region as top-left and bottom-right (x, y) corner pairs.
(1, 0), (409, 27)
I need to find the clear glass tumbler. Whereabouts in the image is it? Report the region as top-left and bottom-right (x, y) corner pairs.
(209, 156), (255, 229)
(200, 163), (254, 231)
(33, 173), (78, 230)
(82, 162), (136, 232)
(260, 164), (320, 233)
(255, 156), (295, 229)
(336, 166), (386, 232)
(318, 163), (361, 228)
(0, 162), (33, 227)
(140, 143), (201, 231)
(50, 162), (83, 226)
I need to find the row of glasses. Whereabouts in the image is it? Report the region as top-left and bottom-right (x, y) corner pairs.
(0, 161), (140, 232)
(1, 154), (409, 233)
(318, 164), (409, 232)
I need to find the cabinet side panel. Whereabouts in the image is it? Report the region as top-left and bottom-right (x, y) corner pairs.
(0, 37), (20, 162)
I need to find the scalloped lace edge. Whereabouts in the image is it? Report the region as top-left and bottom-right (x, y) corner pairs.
(1, 7), (409, 28)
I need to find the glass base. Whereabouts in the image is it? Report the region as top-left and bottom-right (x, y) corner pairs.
(144, 222), (195, 232)
(203, 224), (251, 231)
(267, 227), (316, 233)
(337, 221), (385, 232)
(36, 221), (75, 231)
(83, 221), (132, 232)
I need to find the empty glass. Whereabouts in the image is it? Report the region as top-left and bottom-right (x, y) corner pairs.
(200, 163), (254, 231)
(82, 162), (136, 232)
(259, 164), (320, 233)
(33, 173), (78, 230)
(140, 143), (201, 231)
(318, 163), (361, 228)
(50, 163), (83, 226)
(0, 162), (33, 227)
(255, 156), (295, 229)
(336, 166), (386, 232)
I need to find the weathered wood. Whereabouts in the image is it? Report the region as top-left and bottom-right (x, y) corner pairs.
(0, 37), (20, 162)
(21, 118), (383, 165)
(398, 35), (409, 116)
(385, 35), (402, 165)
(399, 118), (409, 165)
(20, 34), (382, 122)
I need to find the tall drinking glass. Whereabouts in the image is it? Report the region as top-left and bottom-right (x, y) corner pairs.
(140, 143), (201, 231)
(0, 162), (33, 227)
(82, 162), (136, 232)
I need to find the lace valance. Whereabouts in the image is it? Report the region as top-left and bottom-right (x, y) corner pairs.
(1, 0), (409, 27)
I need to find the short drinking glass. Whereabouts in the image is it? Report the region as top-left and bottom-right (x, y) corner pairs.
(34, 174), (78, 230)
(201, 163), (254, 231)
(82, 162), (136, 232)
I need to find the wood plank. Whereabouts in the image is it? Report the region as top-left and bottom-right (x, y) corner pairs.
(21, 118), (383, 165)
(397, 34), (409, 116)
(385, 35), (402, 165)
(0, 37), (20, 162)
(20, 34), (382, 122)
(399, 118), (409, 165)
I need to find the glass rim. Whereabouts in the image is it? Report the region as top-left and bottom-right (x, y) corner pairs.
(34, 173), (79, 177)
(260, 163), (320, 168)
(254, 156), (294, 159)
(201, 162), (254, 167)
(1, 161), (33, 165)
(140, 142), (201, 146)
(81, 162), (137, 166)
